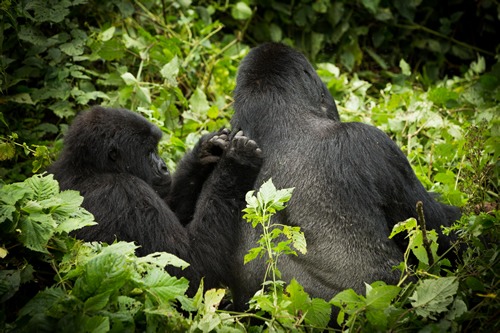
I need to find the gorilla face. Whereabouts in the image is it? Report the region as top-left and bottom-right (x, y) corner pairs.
(58, 106), (172, 196)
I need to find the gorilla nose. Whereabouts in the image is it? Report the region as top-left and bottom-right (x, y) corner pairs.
(159, 160), (169, 175)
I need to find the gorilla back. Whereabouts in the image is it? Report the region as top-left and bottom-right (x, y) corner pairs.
(48, 106), (262, 292)
(230, 43), (460, 309)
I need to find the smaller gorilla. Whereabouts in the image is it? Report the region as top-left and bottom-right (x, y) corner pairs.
(48, 106), (262, 292)
(229, 43), (461, 310)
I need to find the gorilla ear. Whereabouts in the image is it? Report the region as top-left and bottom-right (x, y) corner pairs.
(109, 147), (119, 162)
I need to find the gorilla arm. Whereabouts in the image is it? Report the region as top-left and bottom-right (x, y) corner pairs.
(167, 129), (230, 225)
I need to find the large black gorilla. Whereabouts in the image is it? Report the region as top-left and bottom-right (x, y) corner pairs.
(48, 106), (262, 292)
(229, 43), (461, 309)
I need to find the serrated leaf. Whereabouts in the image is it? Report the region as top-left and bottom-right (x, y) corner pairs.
(26, 174), (59, 201)
(73, 253), (130, 299)
(0, 182), (32, 206)
(244, 246), (264, 264)
(389, 218), (417, 239)
(143, 267), (189, 306)
(409, 277), (458, 319)
(283, 225), (307, 254)
(330, 288), (366, 311)
(365, 282), (400, 308)
(18, 214), (56, 253)
(137, 252), (190, 269)
(306, 298), (331, 327)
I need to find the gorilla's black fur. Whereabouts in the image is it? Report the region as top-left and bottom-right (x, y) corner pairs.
(48, 106), (262, 292)
(229, 43), (461, 309)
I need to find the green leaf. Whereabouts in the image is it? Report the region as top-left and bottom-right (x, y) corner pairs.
(18, 214), (56, 253)
(409, 277), (459, 319)
(189, 87), (210, 115)
(306, 298), (331, 328)
(0, 270), (21, 303)
(137, 252), (190, 269)
(269, 24), (282, 42)
(364, 282), (401, 329)
(283, 225), (307, 254)
(73, 253), (130, 299)
(330, 288), (366, 311)
(84, 315), (110, 333)
(360, 0), (381, 14)
(389, 218), (417, 239)
(101, 26), (115, 42)
(143, 267), (189, 306)
(203, 288), (225, 314)
(83, 291), (112, 312)
(231, 2), (252, 20)
(160, 55), (180, 86)
(26, 174), (59, 201)
(399, 59), (411, 76)
(244, 246), (264, 264)
(136, 86), (151, 104)
(121, 72), (137, 85)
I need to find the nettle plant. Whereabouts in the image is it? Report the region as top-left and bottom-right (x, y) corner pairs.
(242, 179), (332, 330)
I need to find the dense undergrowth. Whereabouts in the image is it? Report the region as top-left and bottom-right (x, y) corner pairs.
(1, 0), (498, 331)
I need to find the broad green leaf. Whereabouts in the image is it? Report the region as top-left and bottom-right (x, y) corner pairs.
(98, 38), (125, 61)
(136, 86), (152, 104)
(55, 210), (96, 234)
(121, 72), (137, 85)
(101, 26), (115, 41)
(143, 267), (189, 306)
(305, 298), (331, 328)
(409, 277), (458, 319)
(330, 288), (365, 311)
(18, 214), (56, 253)
(26, 174), (59, 200)
(231, 2), (252, 20)
(269, 24), (282, 42)
(73, 253), (130, 299)
(17, 287), (67, 319)
(189, 87), (210, 115)
(83, 291), (112, 312)
(203, 288), (225, 314)
(84, 315), (110, 333)
(361, 0), (380, 14)
(160, 56), (179, 86)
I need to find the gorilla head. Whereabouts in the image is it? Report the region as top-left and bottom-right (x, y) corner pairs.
(54, 106), (171, 196)
(232, 43), (340, 140)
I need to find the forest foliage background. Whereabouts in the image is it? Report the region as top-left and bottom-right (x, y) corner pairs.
(0, 0), (498, 332)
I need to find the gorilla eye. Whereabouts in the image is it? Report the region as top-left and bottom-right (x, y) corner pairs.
(109, 148), (118, 162)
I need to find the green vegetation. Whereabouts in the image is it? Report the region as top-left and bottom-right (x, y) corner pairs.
(1, 0), (498, 331)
